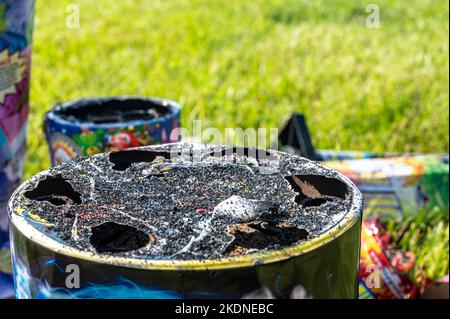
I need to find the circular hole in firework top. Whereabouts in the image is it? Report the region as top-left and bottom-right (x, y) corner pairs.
(300, 197), (329, 207)
(284, 174), (348, 206)
(109, 150), (172, 171)
(90, 222), (150, 253)
(24, 175), (82, 205)
(53, 98), (169, 124)
(225, 222), (308, 256)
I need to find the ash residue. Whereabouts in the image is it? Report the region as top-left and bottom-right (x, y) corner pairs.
(10, 144), (356, 260)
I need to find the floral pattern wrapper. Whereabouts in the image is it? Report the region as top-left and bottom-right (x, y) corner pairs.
(44, 97), (181, 166)
(0, 0), (35, 298)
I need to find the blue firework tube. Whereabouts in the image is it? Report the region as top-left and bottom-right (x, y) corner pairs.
(44, 97), (182, 166)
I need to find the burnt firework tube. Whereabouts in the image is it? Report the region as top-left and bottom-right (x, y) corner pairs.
(0, 0), (35, 298)
(44, 97), (181, 166)
(9, 143), (363, 299)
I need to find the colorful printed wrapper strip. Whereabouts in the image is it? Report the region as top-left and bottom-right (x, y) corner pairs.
(315, 149), (397, 161)
(44, 97), (181, 166)
(0, 0), (35, 298)
(323, 154), (449, 219)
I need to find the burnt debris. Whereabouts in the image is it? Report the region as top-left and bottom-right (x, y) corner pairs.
(109, 150), (172, 171)
(11, 144), (355, 260)
(225, 222), (309, 256)
(284, 174), (348, 207)
(90, 222), (150, 253)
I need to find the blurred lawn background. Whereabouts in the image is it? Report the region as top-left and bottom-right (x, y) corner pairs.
(27, 0), (448, 283)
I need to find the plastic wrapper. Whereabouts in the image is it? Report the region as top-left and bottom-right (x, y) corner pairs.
(358, 218), (419, 299)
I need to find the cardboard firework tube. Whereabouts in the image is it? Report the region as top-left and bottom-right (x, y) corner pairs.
(9, 143), (363, 299)
(44, 96), (181, 166)
(0, 0), (35, 298)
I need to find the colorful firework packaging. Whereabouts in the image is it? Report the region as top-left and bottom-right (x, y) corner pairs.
(0, 0), (35, 298)
(358, 217), (419, 299)
(8, 143), (363, 299)
(279, 113), (449, 219)
(323, 155), (448, 299)
(324, 154), (449, 219)
(44, 97), (181, 166)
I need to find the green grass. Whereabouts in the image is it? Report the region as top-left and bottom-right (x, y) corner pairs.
(24, 1), (448, 283)
(27, 0), (449, 176)
(387, 207), (449, 284)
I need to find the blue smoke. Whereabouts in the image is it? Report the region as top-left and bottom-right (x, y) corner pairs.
(36, 277), (183, 299)
(15, 258), (221, 299)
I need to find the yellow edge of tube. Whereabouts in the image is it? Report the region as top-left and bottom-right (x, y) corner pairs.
(11, 205), (359, 271)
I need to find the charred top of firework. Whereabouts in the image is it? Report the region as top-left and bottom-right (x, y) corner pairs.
(9, 143), (358, 261)
(50, 97), (171, 125)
